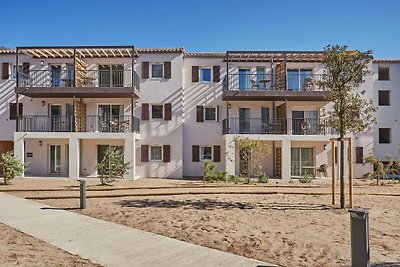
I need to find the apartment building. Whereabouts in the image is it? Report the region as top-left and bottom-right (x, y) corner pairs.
(1, 45), (390, 181)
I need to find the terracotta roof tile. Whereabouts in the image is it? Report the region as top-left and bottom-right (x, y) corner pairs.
(373, 59), (400, 63)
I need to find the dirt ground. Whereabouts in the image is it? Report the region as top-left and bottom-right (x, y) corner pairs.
(2, 178), (400, 267)
(0, 223), (101, 267)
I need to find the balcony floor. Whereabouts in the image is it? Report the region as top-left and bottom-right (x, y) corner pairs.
(222, 90), (328, 101)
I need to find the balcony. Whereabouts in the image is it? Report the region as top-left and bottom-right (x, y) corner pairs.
(18, 115), (140, 133)
(222, 73), (327, 101)
(222, 118), (334, 135)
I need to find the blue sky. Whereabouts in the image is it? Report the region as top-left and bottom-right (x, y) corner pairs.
(2, 0), (399, 58)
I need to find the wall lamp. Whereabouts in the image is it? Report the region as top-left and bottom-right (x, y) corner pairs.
(38, 141), (42, 146)
(40, 60), (44, 66)
(41, 100), (45, 106)
(228, 103), (231, 109)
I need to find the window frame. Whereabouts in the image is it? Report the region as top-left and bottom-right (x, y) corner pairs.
(151, 63), (164, 79)
(151, 104), (164, 120)
(149, 145), (163, 161)
(378, 65), (390, 81)
(378, 90), (390, 106)
(199, 67), (212, 83)
(200, 145), (213, 161)
(204, 106), (217, 122)
(379, 128), (391, 144)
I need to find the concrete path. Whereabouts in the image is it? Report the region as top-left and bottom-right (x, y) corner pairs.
(0, 193), (275, 267)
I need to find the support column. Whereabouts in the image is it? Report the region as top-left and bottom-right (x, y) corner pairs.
(225, 136), (235, 176)
(281, 138), (291, 181)
(124, 137), (136, 179)
(13, 133), (25, 178)
(69, 137), (80, 179)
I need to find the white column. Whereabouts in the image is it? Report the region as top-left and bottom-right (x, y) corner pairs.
(281, 138), (291, 181)
(69, 137), (80, 179)
(124, 137), (135, 179)
(13, 133), (25, 178)
(225, 136), (235, 176)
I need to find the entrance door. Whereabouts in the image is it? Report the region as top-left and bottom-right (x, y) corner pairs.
(50, 105), (62, 131)
(238, 69), (250, 91)
(49, 144), (61, 174)
(239, 108), (250, 133)
(50, 65), (61, 87)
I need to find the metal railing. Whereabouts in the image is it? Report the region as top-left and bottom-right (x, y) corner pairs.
(222, 118), (333, 135)
(223, 73), (324, 91)
(18, 115), (140, 133)
(17, 69), (140, 90)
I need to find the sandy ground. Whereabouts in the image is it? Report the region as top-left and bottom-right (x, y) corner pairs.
(2, 177), (400, 267)
(0, 223), (101, 267)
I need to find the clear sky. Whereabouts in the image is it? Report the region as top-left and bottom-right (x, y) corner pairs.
(2, 0), (399, 58)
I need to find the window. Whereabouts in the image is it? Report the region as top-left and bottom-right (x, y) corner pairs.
(200, 146), (212, 161)
(378, 91), (390, 106)
(151, 104), (163, 119)
(150, 145), (162, 161)
(151, 63), (163, 78)
(200, 67), (212, 82)
(379, 128), (391, 144)
(204, 106), (216, 121)
(99, 64), (124, 87)
(287, 69), (312, 91)
(378, 66), (390, 81)
(355, 147), (364, 164)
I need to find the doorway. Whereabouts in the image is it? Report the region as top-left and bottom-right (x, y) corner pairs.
(49, 144), (61, 174)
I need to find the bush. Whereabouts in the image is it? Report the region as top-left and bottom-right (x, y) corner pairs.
(227, 175), (245, 184)
(299, 173), (312, 183)
(96, 147), (131, 185)
(1, 151), (24, 185)
(257, 172), (269, 183)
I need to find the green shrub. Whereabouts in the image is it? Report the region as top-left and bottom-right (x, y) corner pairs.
(299, 173), (312, 183)
(1, 151), (25, 185)
(96, 147), (131, 185)
(227, 175), (245, 184)
(257, 172), (269, 183)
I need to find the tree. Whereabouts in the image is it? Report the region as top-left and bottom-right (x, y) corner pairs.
(319, 45), (376, 208)
(364, 150), (400, 185)
(1, 151), (25, 185)
(96, 147), (132, 185)
(229, 137), (271, 183)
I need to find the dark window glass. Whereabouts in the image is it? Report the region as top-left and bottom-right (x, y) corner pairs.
(378, 66), (390, 81)
(379, 128), (391, 144)
(378, 91), (390, 106)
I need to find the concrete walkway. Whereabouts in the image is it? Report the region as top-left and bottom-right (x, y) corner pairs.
(0, 193), (274, 267)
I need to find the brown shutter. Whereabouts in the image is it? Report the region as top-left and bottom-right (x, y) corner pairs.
(196, 106), (204, 122)
(163, 145), (171, 162)
(141, 145), (149, 162)
(213, 66), (220, 82)
(216, 105), (220, 122)
(192, 66), (199, 82)
(2, 63), (9, 79)
(22, 63), (30, 75)
(213, 145), (221, 162)
(142, 103), (149, 121)
(355, 147), (363, 164)
(142, 62), (149, 79)
(9, 103), (23, 120)
(334, 147), (338, 164)
(164, 62), (171, 79)
(164, 103), (172, 120)
(192, 145), (200, 162)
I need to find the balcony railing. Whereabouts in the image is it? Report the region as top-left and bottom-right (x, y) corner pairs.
(17, 69), (140, 90)
(222, 118), (333, 135)
(18, 115), (140, 133)
(223, 73), (324, 91)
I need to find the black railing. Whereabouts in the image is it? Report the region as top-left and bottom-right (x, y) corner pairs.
(222, 118), (333, 135)
(17, 69), (140, 90)
(18, 115), (140, 133)
(223, 73), (324, 91)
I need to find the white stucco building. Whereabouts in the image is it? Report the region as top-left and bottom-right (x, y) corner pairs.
(0, 45), (396, 181)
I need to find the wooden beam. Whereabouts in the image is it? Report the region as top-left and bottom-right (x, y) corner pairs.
(110, 49), (116, 57)
(93, 49), (101, 58)
(85, 49), (93, 58)
(77, 50), (85, 58)
(348, 138), (353, 208)
(101, 49), (109, 57)
(118, 49), (124, 57)
(61, 49), (71, 57)
(126, 48), (131, 57)
(331, 140), (335, 206)
(35, 49), (48, 58)
(51, 49), (64, 58)
(27, 49), (41, 58)
(43, 49), (56, 58)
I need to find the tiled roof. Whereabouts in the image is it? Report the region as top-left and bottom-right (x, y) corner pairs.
(136, 48), (185, 53)
(184, 52), (225, 58)
(0, 47), (15, 54)
(373, 59), (400, 63)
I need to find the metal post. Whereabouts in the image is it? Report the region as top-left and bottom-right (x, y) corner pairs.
(131, 46), (135, 88)
(348, 209), (370, 267)
(226, 51), (230, 133)
(131, 94), (134, 132)
(77, 179), (86, 209)
(73, 49), (76, 87)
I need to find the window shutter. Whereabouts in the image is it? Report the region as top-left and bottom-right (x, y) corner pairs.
(164, 62), (171, 79)
(2, 63), (9, 79)
(213, 66), (220, 82)
(216, 105), (220, 122)
(213, 145), (221, 162)
(142, 62), (149, 79)
(192, 66), (199, 82)
(22, 63), (30, 76)
(334, 147), (338, 164)
(355, 147), (363, 164)
(163, 145), (171, 162)
(9, 103), (23, 120)
(142, 103), (149, 120)
(196, 106), (204, 122)
(141, 145), (149, 162)
(192, 145), (200, 162)
(164, 103), (172, 120)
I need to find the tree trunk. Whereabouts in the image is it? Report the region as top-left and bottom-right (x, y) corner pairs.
(340, 137), (345, 208)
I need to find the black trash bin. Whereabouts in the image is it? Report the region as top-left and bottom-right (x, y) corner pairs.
(348, 208), (370, 267)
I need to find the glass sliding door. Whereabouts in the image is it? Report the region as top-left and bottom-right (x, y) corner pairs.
(99, 64), (124, 87)
(256, 67), (266, 90)
(292, 110), (318, 135)
(287, 69), (313, 91)
(50, 105), (62, 132)
(49, 145), (61, 174)
(261, 107), (269, 133)
(239, 108), (250, 133)
(291, 147), (314, 176)
(299, 69), (312, 90)
(98, 105), (124, 132)
(51, 65), (61, 87)
(238, 69), (250, 91)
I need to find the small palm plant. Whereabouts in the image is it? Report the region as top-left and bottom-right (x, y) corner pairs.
(96, 147), (131, 185)
(1, 151), (25, 185)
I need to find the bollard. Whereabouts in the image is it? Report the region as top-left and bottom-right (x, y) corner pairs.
(77, 179), (86, 209)
(348, 209), (370, 267)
